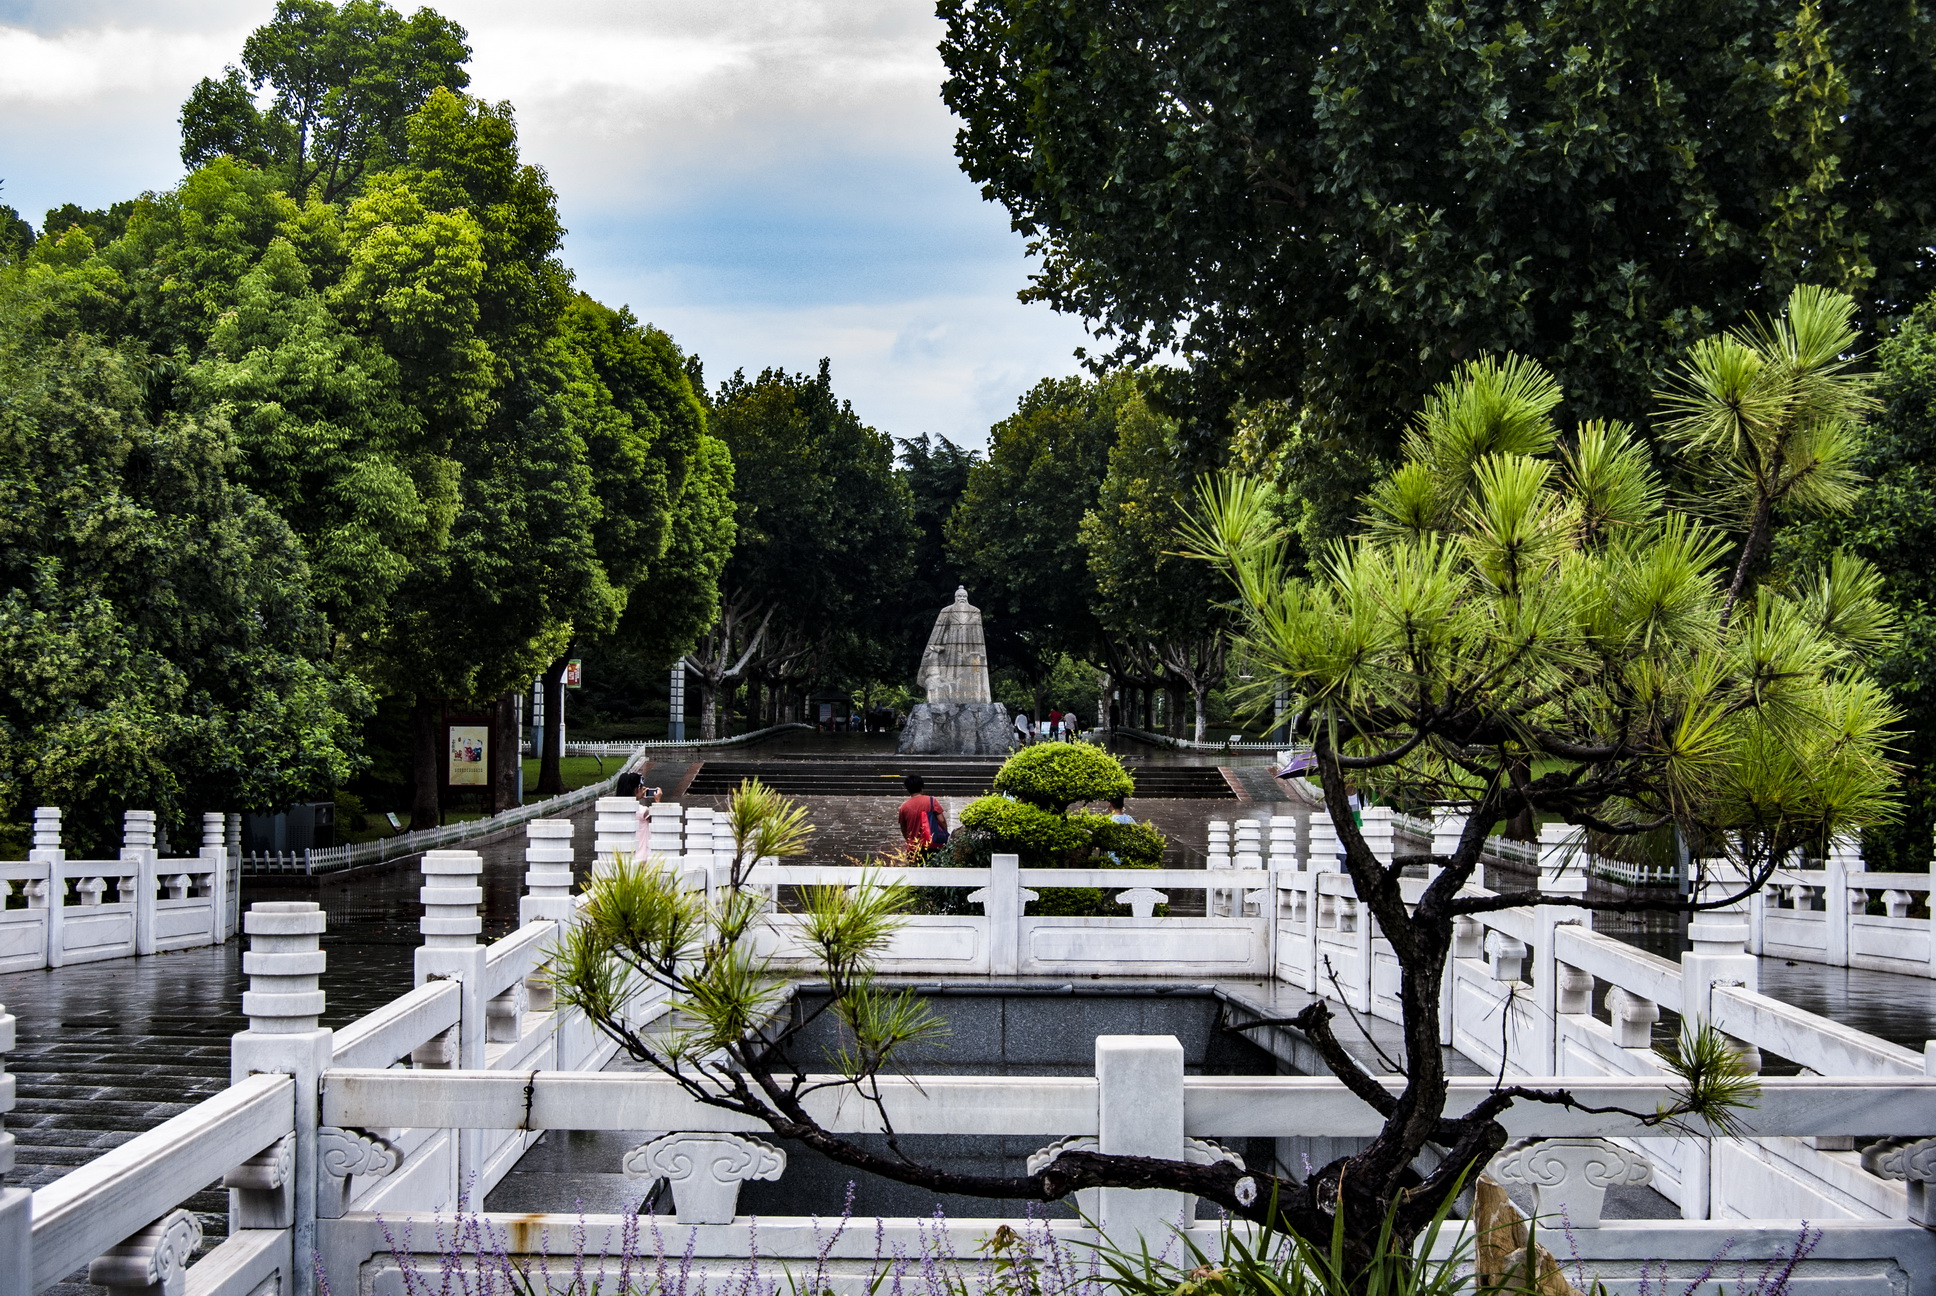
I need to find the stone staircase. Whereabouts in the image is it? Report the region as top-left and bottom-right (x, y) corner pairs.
(684, 755), (1236, 799)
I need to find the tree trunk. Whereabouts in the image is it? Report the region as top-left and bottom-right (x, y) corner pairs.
(1193, 680), (1210, 743)
(721, 679), (737, 739)
(410, 699), (441, 830)
(699, 678), (719, 740)
(1722, 500), (1774, 626)
(537, 657), (569, 796)
(492, 690), (519, 814)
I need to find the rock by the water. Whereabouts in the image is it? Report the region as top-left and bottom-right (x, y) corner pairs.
(897, 701), (1015, 756)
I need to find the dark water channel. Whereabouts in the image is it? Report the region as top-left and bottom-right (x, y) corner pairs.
(490, 987), (1288, 1220)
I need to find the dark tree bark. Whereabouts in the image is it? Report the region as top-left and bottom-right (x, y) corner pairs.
(409, 699), (441, 830)
(492, 690), (520, 814)
(537, 656), (570, 796)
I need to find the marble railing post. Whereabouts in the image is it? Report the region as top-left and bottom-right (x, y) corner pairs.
(521, 819), (574, 1019)
(225, 814), (242, 938)
(1536, 822), (1589, 1074)
(201, 813), (227, 942)
(1680, 858), (1757, 1222)
(1683, 858), (1758, 1019)
(1429, 810), (1462, 881)
(1929, 856), (1936, 978)
(0, 996), (26, 1296)
(593, 796), (635, 876)
(1095, 1035), (1187, 1244)
(123, 809), (159, 956)
(1442, 914), (1482, 1048)
(1308, 811), (1339, 872)
(521, 819), (575, 925)
(415, 850), (486, 1200)
(1360, 805), (1394, 867)
(231, 901), (329, 1296)
(979, 853), (1023, 976)
(1824, 836), (1856, 967)
(31, 807), (65, 969)
(650, 802), (684, 863)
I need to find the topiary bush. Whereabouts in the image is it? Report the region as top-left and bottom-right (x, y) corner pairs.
(1089, 816), (1166, 867)
(991, 741), (1135, 811)
(960, 747), (1166, 914)
(959, 796), (1092, 859)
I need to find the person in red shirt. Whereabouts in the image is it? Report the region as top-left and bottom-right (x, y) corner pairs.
(897, 774), (947, 853)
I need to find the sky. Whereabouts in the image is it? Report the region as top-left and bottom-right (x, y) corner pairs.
(0, 0), (1093, 449)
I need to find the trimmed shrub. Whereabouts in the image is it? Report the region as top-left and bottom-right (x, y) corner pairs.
(1089, 817), (1166, 867)
(991, 742), (1135, 811)
(959, 796), (1091, 858)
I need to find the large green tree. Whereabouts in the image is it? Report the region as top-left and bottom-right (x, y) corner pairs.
(6, 2), (718, 830)
(940, 0), (1936, 546)
(948, 375), (1129, 697)
(528, 298), (725, 793)
(698, 362), (915, 727)
(0, 297), (367, 851)
(181, 0), (471, 202)
(1079, 388), (1233, 739)
(1790, 291), (1936, 868)
(898, 432), (979, 620)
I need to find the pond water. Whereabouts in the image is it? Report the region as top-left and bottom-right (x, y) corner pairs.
(488, 986), (1288, 1220)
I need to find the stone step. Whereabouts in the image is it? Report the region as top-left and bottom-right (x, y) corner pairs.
(686, 758), (1236, 800)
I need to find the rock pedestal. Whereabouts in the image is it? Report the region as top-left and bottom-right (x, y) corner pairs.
(898, 586), (1013, 754)
(897, 701), (1015, 755)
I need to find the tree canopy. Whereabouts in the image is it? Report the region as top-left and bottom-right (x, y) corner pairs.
(0, 1), (735, 831)
(181, 0), (472, 201)
(940, 0), (1936, 543)
(0, 302), (366, 849)
(708, 362), (918, 689)
(948, 375), (1128, 682)
(1080, 386), (1235, 738)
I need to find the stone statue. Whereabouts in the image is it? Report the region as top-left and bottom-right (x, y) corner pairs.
(916, 587), (992, 703)
(897, 587), (1013, 755)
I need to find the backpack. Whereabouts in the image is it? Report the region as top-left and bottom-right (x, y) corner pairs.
(922, 796), (950, 848)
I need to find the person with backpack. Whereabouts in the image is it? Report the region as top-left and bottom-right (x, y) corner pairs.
(898, 774), (949, 855)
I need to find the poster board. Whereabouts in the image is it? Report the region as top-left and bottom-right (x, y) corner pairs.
(447, 724), (490, 786)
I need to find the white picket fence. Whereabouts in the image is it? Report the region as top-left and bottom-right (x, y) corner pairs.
(0, 808), (236, 973)
(8, 803), (1936, 1296)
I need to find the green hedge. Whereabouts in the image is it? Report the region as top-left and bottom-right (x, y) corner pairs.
(958, 797), (1166, 867)
(1089, 817), (1166, 867)
(959, 796), (1090, 858)
(991, 742), (1135, 811)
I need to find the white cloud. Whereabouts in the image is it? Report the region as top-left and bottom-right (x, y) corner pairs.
(0, 24), (238, 103)
(624, 288), (1093, 450)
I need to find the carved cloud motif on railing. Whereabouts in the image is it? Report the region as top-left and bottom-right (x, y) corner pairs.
(623, 1131), (788, 1224)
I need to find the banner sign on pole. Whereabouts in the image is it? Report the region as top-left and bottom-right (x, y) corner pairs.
(448, 724), (489, 786)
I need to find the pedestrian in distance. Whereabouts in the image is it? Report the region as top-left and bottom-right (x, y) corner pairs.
(1014, 712), (1033, 746)
(616, 769), (661, 861)
(898, 774), (949, 855)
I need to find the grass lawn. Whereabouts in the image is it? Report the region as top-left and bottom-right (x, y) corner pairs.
(522, 755), (620, 797)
